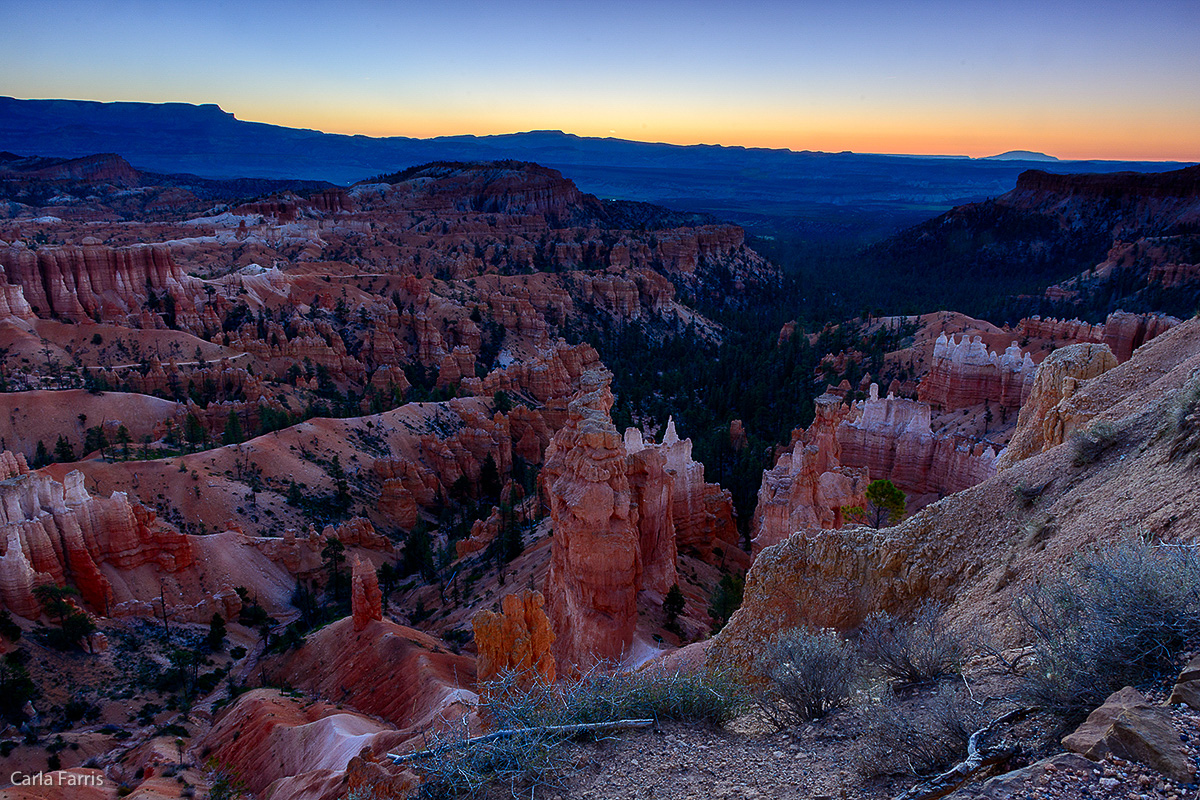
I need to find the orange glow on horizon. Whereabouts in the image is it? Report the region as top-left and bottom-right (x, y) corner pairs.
(250, 104), (1199, 164)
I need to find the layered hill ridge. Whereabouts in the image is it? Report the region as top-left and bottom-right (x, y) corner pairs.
(2, 96), (1190, 238)
(867, 163), (1200, 320)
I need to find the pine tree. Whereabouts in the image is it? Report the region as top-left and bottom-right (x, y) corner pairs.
(222, 411), (243, 445)
(53, 435), (75, 463)
(663, 584), (686, 635)
(480, 454), (502, 501)
(321, 537), (347, 601)
(865, 479), (907, 528)
(206, 612), (226, 651)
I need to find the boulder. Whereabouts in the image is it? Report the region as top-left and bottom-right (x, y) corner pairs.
(1167, 653), (1200, 710)
(1062, 686), (1194, 783)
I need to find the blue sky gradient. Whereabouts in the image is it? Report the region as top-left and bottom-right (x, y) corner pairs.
(2, 0), (1197, 159)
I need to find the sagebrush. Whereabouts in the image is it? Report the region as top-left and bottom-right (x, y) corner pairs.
(755, 627), (858, 725)
(1069, 420), (1121, 466)
(1016, 539), (1200, 721)
(858, 604), (967, 688)
(860, 683), (984, 777)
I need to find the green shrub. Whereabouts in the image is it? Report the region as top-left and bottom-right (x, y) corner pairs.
(858, 604), (967, 688)
(0, 610), (21, 641)
(1016, 539), (1200, 721)
(755, 627), (858, 725)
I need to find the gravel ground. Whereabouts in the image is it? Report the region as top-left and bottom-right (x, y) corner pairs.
(501, 696), (1200, 800)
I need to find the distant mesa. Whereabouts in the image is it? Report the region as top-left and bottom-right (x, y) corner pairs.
(983, 150), (1060, 162)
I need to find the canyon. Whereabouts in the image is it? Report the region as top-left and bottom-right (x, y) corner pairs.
(0, 152), (1195, 800)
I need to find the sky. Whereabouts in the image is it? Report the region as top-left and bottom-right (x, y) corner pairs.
(1, 0), (1198, 161)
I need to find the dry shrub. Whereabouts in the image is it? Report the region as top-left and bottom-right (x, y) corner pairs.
(1017, 538), (1200, 722)
(858, 604), (967, 688)
(410, 665), (749, 798)
(1170, 372), (1200, 467)
(1069, 420), (1121, 466)
(755, 627), (859, 725)
(1013, 480), (1049, 508)
(859, 683), (984, 778)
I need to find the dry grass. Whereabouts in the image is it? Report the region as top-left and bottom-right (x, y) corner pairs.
(408, 665), (750, 798)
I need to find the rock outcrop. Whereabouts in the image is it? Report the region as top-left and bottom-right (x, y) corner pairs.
(752, 396), (868, 553)
(199, 689), (413, 800)
(0, 464), (194, 618)
(266, 616), (475, 730)
(715, 318), (1200, 680)
(752, 385), (999, 553)
(350, 555), (383, 630)
(623, 434), (679, 594)
(472, 590), (556, 685)
(0, 242), (203, 326)
(654, 419), (746, 571)
(542, 371), (642, 669)
(838, 385), (999, 498)
(1015, 311), (1179, 363)
(997, 342), (1119, 469)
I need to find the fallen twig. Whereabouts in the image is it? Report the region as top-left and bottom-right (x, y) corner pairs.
(388, 718), (656, 764)
(893, 707), (1037, 800)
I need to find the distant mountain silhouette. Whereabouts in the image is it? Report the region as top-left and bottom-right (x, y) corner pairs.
(0, 97), (1189, 240)
(984, 150), (1060, 162)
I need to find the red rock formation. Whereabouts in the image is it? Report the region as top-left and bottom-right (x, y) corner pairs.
(199, 689), (405, 799)
(715, 318), (1200, 681)
(455, 506), (502, 558)
(729, 419), (748, 451)
(752, 396), (869, 553)
(377, 479), (419, 531)
(1015, 311), (1179, 364)
(753, 385), (1004, 553)
(350, 555), (383, 630)
(650, 420), (746, 571)
(266, 616), (475, 729)
(472, 590), (556, 685)
(623, 432), (678, 594)
(542, 377), (749, 669)
(918, 334), (1036, 411)
(838, 384), (999, 498)
(1100, 311), (1180, 363)
(1, 152), (142, 187)
(0, 465), (195, 618)
(0, 265), (36, 322)
(542, 371), (641, 668)
(0, 242), (202, 326)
